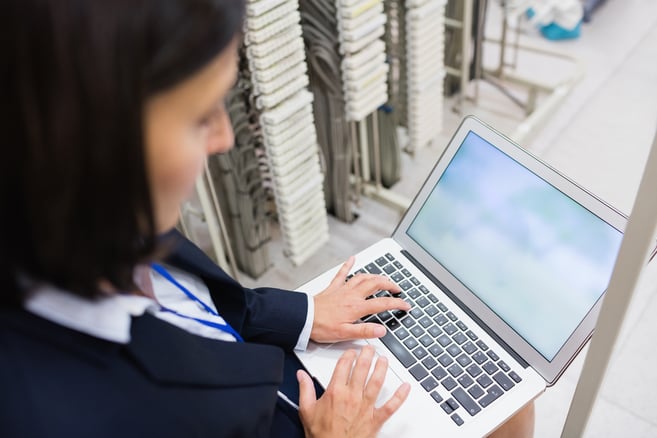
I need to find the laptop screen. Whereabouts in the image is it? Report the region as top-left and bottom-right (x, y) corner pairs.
(406, 131), (623, 361)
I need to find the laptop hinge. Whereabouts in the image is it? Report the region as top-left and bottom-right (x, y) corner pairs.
(400, 249), (530, 369)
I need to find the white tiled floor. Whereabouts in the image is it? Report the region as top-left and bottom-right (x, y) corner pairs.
(234, 1), (657, 436)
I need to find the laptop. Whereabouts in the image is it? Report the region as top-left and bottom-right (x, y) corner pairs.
(295, 116), (626, 436)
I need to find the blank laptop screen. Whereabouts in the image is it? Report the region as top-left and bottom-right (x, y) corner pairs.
(406, 131), (623, 361)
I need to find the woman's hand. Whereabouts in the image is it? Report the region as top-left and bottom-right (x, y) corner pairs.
(297, 346), (410, 438)
(311, 257), (411, 343)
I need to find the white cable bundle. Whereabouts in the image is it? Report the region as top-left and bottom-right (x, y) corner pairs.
(244, 0), (329, 266)
(405, 0), (446, 150)
(336, 0), (389, 122)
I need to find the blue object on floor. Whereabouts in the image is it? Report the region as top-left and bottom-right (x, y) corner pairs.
(540, 21), (582, 40)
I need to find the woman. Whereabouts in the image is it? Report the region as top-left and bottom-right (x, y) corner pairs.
(0, 0), (533, 436)
(1, 0), (411, 436)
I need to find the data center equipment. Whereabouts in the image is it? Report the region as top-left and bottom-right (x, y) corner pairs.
(243, 0), (330, 266)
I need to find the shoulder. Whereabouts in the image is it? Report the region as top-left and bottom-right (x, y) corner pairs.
(0, 309), (284, 437)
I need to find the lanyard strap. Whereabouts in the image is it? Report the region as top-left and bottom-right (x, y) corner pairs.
(151, 262), (244, 342)
(160, 306), (244, 342)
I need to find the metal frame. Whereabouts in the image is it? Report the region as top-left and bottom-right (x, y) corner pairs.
(561, 127), (657, 436)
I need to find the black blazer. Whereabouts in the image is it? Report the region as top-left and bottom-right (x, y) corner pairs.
(0, 231), (309, 437)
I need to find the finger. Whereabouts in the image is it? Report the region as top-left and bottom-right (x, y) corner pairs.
(297, 369), (318, 415)
(328, 256), (356, 289)
(361, 297), (411, 316)
(348, 346), (376, 389)
(363, 355), (389, 403)
(352, 276), (401, 298)
(327, 349), (358, 387)
(375, 382), (411, 425)
(335, 322), (387, 341)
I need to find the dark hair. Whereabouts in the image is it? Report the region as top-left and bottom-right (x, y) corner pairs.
(1, 0), (245, 305)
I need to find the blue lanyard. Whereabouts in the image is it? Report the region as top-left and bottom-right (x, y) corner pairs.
(151, 263), (244, 342)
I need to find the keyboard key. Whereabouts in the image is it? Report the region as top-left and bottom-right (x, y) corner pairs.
(476, 375), (493, 388)
(472, 351), (488, 364)
(430, 391), (444, 404)
(393, 261), (403, 269)
(451, 413), (464, 426)
(401, 268), (412, 277)
(377, 311), (392, 321)
(447, 398), (459, 411)
(399, 280), (412, 291)
(375, 256), (388, 267)
(394, 327), (409, 340)
(447, 363), (464, 377)
(456, 321), (468, 331)
(419, 334), (434, 347)
(365, 263), (381, 274)
(437, 303), (448, 312)
(466, 330), (478, 341)
(457, 374), (475, 388)
(453, 332), (468, 345)
(385, 253), (394, 261)
(437, 334), (452, 347)
(509, 371), (522, 383)
(463, 341), (477, 354)
(428, 325), (442, 338)
(404, 337), (419, 350)
(432, 366), (448, 380)
(438, 354), (454, 367)
(483, 362), (499, 375)
(409, 363), (429, 381)
(401, 316), (415, 328)
(410, 277), (421, 286)
(375, 290), (391, 298)
(392, 309), (407, 319)
(419, 285), (430, 294)
(419, 316), (433, 328)
(493, 371), (515, 391)
(466, 364), (483, 378)
(385, 319), (401, 331)
(456, 354), (472, 367)
(428, 344), (444, 357)
(391, 272), (404, 283)
(468, 385), (485, 399)
(442, 377), (458, 391)
(446, 311), (458, 322)
(425, 305), (439, 316)
(416, 297), (430, 308)
(428, 294), (439, 303)
(443, 323), (458, 335)
(478, 385), (504, 408)
(383, 264), (396, 274)
(441, 401), (454, 414)
(422, 356), (438, 370)
(487, 350), (500, 361)
(412, 346), (428, 360)
(409, 308), (423, 318)
(408, 288), (421, 299)
(379, 330), (416, 368)
(410, 325), (424, 338)
(446, 344), (461, 357)
(434, 314), (449, 326)
(421, 376), (439, 392)
(476, 340), (489, 351)
(498, 360), (510, 372)
(452, 387), (482, 417)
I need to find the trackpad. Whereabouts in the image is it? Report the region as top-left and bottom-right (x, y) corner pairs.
(302, 341), (405, 406)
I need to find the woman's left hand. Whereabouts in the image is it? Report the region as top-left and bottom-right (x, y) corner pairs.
(310, 256), (410, 343)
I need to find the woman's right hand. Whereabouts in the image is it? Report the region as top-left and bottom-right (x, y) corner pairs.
(297, 346), (411, 438)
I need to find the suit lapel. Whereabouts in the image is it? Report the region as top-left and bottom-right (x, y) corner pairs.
(126, 313), (285, 387)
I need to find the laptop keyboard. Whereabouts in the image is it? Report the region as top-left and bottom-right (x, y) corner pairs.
(352, 253), (523, 427)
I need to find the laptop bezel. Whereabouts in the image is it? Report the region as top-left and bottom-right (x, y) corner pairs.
(392, 116), (627, 385)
